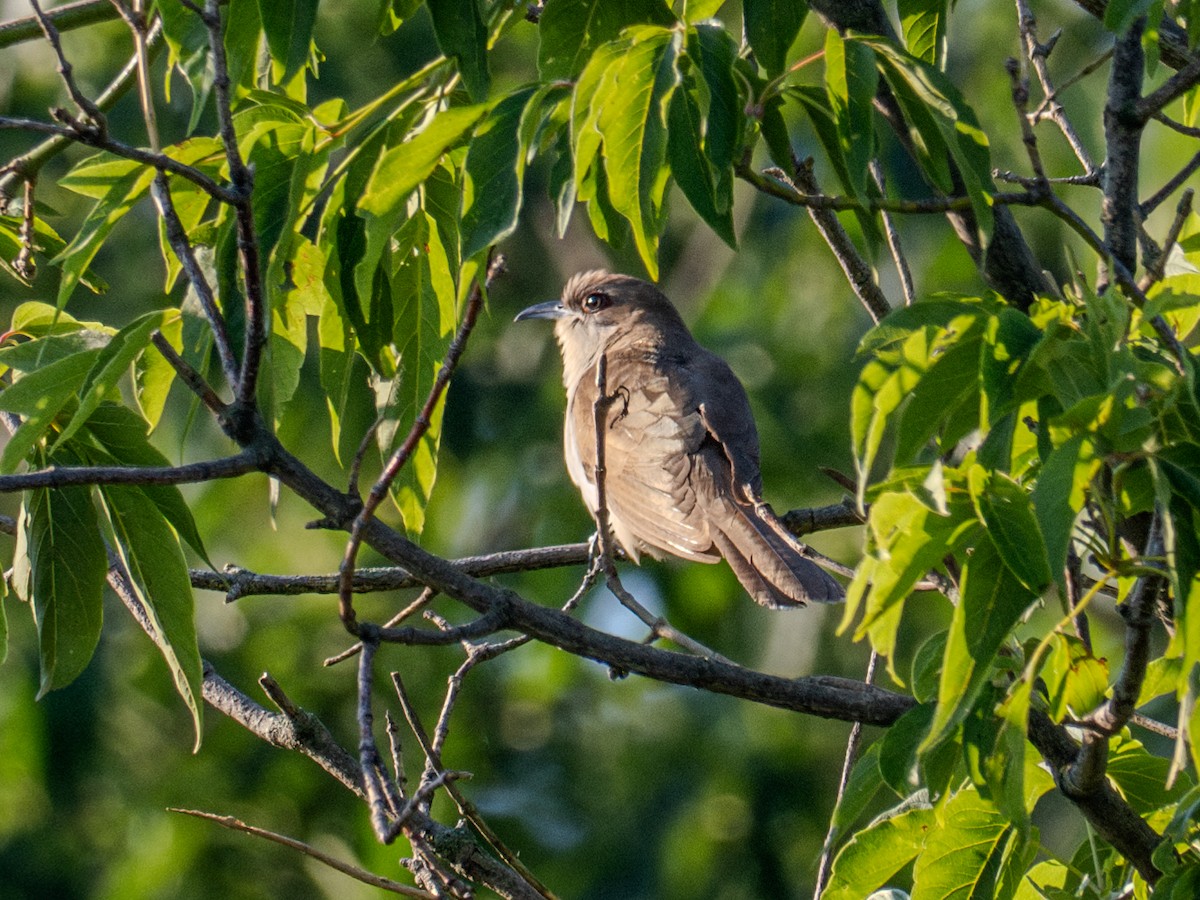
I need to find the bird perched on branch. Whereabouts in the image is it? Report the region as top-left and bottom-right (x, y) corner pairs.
(515, 270), (843, 608)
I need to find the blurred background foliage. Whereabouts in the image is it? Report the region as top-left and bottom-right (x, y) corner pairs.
(0, 0), (1178, 897)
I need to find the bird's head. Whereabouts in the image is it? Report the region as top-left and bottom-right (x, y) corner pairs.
(515, 271), (685, 379)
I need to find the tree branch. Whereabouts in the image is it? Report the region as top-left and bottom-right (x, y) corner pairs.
(0, 453), (259, 492)
(1101, 17), (1146, 278)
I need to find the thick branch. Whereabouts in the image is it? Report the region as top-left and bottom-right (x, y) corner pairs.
(1102, 18), (1146, 276)
(1027, 710), (1163, 882)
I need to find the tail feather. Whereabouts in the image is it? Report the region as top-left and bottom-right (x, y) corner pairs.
(712, 500), (844, 608)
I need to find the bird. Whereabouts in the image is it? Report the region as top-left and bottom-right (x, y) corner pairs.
(515, 270), (844, 608)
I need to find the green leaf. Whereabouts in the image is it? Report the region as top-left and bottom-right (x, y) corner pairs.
(824, 801), (935, 900)
(1031, 434), (1100, 592)
(537, 0), (675, 80)
(743, 0), (807, 77)
(925, 536), (1039, 750)
(428, 0), (491, 102)
(52, 161), (155, 307)
(23, 485), (107, 696)
(381, 211), (458, 533)
(361, 105), (489, 222)
(825, 30), (877, 202)
(572, 26), (682, 278)
(100, 485), (204, 750)
(969, 467), (1052, 593)
(843, 481), (978, 676)
(912, 788), (1014, 900)
(860, 38), (994, 244)
(879, 702), (934, 795)
(898, 0), (949, 67)
(257, 0), (318, 85)
(691, 23), (741, 176)
(682, 0), (723, 21)
(461, 87), (539, 259)
(223, 0), (264, 93)
(911, 630), (948, 703)
(1104, 0), (1155, 33)
(667, 76), (736, 247)
(980, 307), (1042, 428)
(157, 0), (213, 132)
(852, 309), (987, 501)
(893, 332), (983, 464)
(1043, 633), (1108, 721)
(1107, 735), (1193, 814)
(0, 348), (104, 473)
(377, 0), (423, 34)
(51, 311), (169, 453)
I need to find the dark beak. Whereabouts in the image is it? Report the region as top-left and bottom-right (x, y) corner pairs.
(514, 300), (568, 322)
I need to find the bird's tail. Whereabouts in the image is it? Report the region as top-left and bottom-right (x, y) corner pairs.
(711, 500), (844, 608)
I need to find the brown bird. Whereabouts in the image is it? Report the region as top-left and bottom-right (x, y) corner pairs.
(516, 270), (843, 608)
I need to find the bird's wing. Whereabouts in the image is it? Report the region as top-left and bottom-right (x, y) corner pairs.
(569, 350), (719, 562)
(687, 349), (764, 498)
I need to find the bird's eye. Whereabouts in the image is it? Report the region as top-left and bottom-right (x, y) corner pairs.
(581, 292), (610, 313)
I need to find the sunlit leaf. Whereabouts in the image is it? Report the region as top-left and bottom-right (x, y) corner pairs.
(51, 162), (155, 308)
(825, 30), (877, 201)
(824, 801), (935, 900)
(572, 26), (681, 278)
(380, 211), (458, 533)
(969, 467), (1052, 593)
(1032, 433), (1099, 593)
(898, 0), (949, 67)
(859, 38), (994, 244)
(911, 787), (1015, 900)
(537, 0), (675, 80)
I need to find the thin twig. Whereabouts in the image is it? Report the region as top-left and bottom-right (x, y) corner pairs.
(14, 177), (36, 279)
(1064, 518), (1164, 795)
(1014, 0), (1096, 173)
(391, 672), (557, 900)
(1007, 57), (1052, 192)
(170, 808), (436, 898)
(787, 158), (892, 324)
(150, 330), (229, 417)
(187, 0), (264, 410)
(1139, 188), (1194, 290)
(323, 587), (439, 666)
(357, 635), (397, 842)
(0, 113), (236, 202)
(29, 0), (105, 131)
(869, 160), (914, 305)
(1141, 148), (1200, 216)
